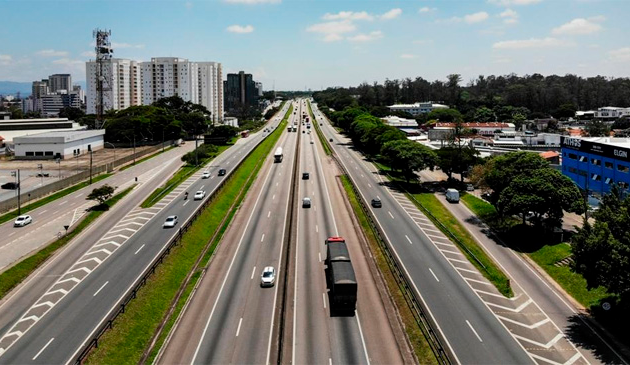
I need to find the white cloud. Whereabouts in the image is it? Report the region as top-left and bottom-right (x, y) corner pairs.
(499, 8), (518, 24)
(307, 20), (357, 42)
(111, 42), (145, 49)
(0, 54), (12, 66)
(52, 58), (83, 66)
(552, 18), (602, 35)
(347, 31), (383, 42)
(37, 49), (68, 57)
(324, 34), (343, 42)
(400, 54), (417, 59)
(323, 11), (373, 21)
(224, 0), (280, 3)
(492, 37), (573, 49)
(464, 11), (489, 23)
(418, 7), (436, 13)
(609, 47), (630, 62)
(493, 57), (511, 63)
(226, 24), (254, 33)
(488, 0), (542, 5)
(380, 8), (402, 20)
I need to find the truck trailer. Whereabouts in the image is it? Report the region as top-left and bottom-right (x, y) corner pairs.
(274, 147), (283, 163)
(324, 237), (357, 313)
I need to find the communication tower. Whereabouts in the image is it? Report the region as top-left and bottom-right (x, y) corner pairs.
(93, 29), (113, 129)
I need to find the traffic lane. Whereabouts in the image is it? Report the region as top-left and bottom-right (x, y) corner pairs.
(196, 131), (297, 364)
(318, 111), (532, 363)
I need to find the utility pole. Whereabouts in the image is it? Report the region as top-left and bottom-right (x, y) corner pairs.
(195, 134), (198, 166)
(38, 163), (43, 187)
(12, 170), (21, 215)
(89, 145), (93, 184)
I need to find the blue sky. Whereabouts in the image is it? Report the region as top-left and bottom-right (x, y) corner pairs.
(0, 0), (628, 91)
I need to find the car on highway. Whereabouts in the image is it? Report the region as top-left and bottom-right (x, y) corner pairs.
(260, 266), (276, 287)
(1, 182), (19, 190)
(163, 215), (178, 228)
(202, 171), (210, 179)
(310, 140), (314, 144)
(194, 190), (206, 200)
(329, 138), (333, 142)
(14, 215), (32, 227)
(466, 184), (475, 191)
(371, 198), (382, 208)
(302, 197), (311, 208)
(218, 168), (226, 176)
(302, 172), (310, 180)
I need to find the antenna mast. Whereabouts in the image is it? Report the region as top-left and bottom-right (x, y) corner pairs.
(93, 29), (113, 129)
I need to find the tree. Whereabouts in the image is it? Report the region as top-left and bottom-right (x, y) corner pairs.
(59, 107), (85, 121)
(572, 185), (630, 297)
(381, 140), (438, 182)
(437, 146), (479, 180)
(87, 184), (115, 207)
(474, 106), (496, 123)
(426, 108), (463, 123)
(586, 121), (610, 137)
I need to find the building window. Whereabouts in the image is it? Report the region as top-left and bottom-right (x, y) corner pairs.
(605, 177), (613, 185)
(591, 158), (601, 166)
(45, 151), (53, 156)
(591, 173), (601, 181)
(568, 153), (578, 160)
(618, 164), (629, 173)
(605, 161), (614, 169)
(26, 152), (34, 156)
(579, 155), (587, 162)
(35, 151), (43, 156)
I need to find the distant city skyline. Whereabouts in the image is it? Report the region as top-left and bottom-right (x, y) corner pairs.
(1, 0), (628, 91)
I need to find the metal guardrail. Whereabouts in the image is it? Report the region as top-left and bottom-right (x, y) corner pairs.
(314, 107), (452, 365)
(73, 119), (286, 364)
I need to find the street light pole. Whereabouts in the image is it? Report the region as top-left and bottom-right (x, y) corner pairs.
(38, 163), (43, 187)
(89, 145), (93, 185)
(162, 129), (165, 152)
(56, 158), (61, 179)
(133, 134), (136, 165)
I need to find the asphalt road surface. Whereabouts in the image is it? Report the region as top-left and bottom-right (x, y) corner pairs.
(0, 104), (290, 363)
(311, 102), (535, 364)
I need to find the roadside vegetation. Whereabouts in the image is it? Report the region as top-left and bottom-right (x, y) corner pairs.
(0, 173), (112, 225)
(0, 184), (135, 299)
(340, 175), (438, 364)
(84, 104), (292, 364)
(119, 145), (174, 171)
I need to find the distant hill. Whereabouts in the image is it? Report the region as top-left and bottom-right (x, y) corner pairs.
(0, 81), (32, 96)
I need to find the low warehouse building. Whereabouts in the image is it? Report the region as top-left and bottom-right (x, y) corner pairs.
(13, 130), (105, 160)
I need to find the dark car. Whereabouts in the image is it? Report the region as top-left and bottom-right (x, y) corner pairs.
(329, 138), (333, 142)
(1, 182), (19, 190)
(218, 168), (227, 176)
(302, 172), (310, 180)
(371, 198), (382, 208)
(36, 173), (50, 177)
(481, 192), (492, 202)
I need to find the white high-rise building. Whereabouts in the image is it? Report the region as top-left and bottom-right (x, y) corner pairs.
(141, 57), (198, 105)
(196, 62), (223, 122)
(86, 58), (140, 114)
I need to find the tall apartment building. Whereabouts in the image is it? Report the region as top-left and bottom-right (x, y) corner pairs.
(141, 57), (198, 105)
(224, 71), (258, 112)
(197, 62), (223, 122)
(86, 58), (141, 114)
(48, 74), (72, 93)
(32, 80), (49, 99)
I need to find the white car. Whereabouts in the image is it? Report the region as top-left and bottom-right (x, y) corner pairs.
(163, 215), (178, 228)
(194, 190), (206, 200)
(14, 215), (32, 227)
(202, 171), (210, 179)
(302, 197), (311, 208)
(260, 266), (276, 287)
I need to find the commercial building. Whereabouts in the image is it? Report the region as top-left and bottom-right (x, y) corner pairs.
(32, 80), (48, 99)
(13, 129), (105, 160)
(40, 93), (82, 117)
(594, 107), (630, 121)
(561, 136), (630, 196)
(387, 102), (448, 116)
(224, 71), (258, 112)
(0, 118), (85, 143)
(86, 58), (141, 114)
(48, 74), (72, 93)
(429, 122), (515, 141)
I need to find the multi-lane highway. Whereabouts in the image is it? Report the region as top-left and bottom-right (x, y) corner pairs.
(0, 103), (290, 363)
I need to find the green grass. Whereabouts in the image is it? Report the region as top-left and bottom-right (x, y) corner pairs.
(340, 175), (438, 364)
(0, 184), (135, 299)
(120, 145), (174, 171)
(307, 100), (332, 156)
(140, 144), (232, 208)
(0, 173), (113, 225)
(461, 193), (610, 308)
(84, 105), (292, 365)
(411, 193), (513, 297)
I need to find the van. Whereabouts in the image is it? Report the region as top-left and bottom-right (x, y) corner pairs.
(445, 188), (460, 203)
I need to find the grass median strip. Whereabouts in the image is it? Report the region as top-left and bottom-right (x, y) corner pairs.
(84, 105), (292, 364)
(140, 144), (232, 208)
(307, 100), (332, 156)
(120, 145), (174, 171)
(461, 193), (609, 307)
(0, 184), (135, 299)
(340, 175), (438, 364)
(0, 173), (112, 225)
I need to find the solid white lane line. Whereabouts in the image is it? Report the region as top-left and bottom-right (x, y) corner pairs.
(39, 209), (48, 215)
(323, 293), (327, 309)
(315, 225), (318, 233)
(267, 211), (271, 218)
(272, 194), (275, 200)
(236, 318), (243, 337)
(429, 268), (440, 282)
(134, 244), (145, 255)
(183, 200), (190, 206)
(93, 281), (109, 297)
(318, 252), (321, 262)
(210, 176), (214, 179)
(355, 313), (371, 365)
(388, 211), (394, 219)
(405, 235), (412, 244)
(32, 337), (54, 360)
(261, 234), (265, 242)
(276, 182), (278, 186)
(75, 193), (83, 197)
(251, 266), (256, 280)
(199, 185), (205, 190)
(59, 201), (67, 206)
(466, 320), (483, 342)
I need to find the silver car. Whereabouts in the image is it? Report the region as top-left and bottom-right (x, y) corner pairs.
(14, 215), (32, 227)
(260, 266), (276, 287)
(163, 215), (178, 228)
